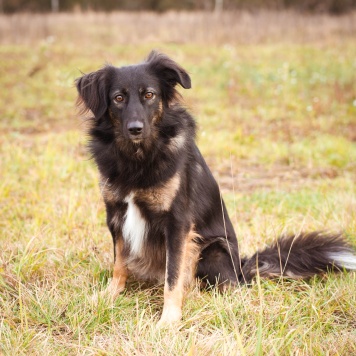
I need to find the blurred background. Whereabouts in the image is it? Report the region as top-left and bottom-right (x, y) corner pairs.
(1, 0), (356, 14)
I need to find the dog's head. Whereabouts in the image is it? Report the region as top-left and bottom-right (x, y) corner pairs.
(76, 51), (191, 142)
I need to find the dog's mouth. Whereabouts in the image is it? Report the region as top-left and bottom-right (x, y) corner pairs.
(131, 137), (143, 144)
(128, 132), (152, 144)
(128, 135), (152, 146)
(125, 131), (144, 143)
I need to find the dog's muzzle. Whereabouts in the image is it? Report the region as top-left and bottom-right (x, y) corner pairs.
(127, 120), (144, 139)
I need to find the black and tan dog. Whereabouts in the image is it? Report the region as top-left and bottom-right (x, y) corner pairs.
(76, 51), (356, 325)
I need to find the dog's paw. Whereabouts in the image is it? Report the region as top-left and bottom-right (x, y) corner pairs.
(90, 279), (125, 305)
(156, 306), (182, 328)
(104, 279), (125, 299)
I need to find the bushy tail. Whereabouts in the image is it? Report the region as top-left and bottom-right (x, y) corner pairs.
(240, 232), (356, 283)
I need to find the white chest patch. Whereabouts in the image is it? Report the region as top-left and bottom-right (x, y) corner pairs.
(122, 193), (148, 256)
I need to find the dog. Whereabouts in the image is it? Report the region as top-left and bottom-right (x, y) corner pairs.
(76, 51), (356, 326)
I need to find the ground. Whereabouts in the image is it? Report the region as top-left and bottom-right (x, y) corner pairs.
(0, 10), (356, 355)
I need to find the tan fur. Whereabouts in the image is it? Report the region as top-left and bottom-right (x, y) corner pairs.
(169, 133), (186, 152)
(158, 228), (201, 326)
(182, 229), (201, 287)
(108, 109), (119, 128)
(110, 212), (122, 231)
(135, 173), (181, 212)
(249, 260), (304, 280)
(196, 162), (203, 175)
(100, 177), (120, 203)
(126, 248), (166, 283)
(152, 100), (163, 123)
(105, 239), (128, 299)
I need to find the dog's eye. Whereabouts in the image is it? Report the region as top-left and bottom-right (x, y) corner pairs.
(144, 92), (154, 100)
(115, 95), (124, 102)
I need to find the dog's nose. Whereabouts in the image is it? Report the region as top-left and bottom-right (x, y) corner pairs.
(127, 121), (143, 136)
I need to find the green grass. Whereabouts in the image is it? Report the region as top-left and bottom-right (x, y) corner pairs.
(1, 11), (356, 355)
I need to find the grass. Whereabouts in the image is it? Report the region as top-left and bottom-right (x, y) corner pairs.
(1, 10), (356, 355)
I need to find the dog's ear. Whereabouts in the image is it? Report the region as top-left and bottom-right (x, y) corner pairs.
(146, 51), (191, 103)
(76, 67), (111, 118)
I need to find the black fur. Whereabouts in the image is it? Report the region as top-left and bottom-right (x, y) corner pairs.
(76, 52), (356, 316)
(241, 232), (355, 282)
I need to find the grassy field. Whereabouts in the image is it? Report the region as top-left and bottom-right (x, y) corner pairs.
(1, 10), (356, 355)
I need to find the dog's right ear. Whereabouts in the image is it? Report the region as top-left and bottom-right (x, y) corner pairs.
(76, 67), (110, 118)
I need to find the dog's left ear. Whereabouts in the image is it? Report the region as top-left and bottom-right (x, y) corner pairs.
(146, 51), (191, 103)
(76, 66), (111, 118)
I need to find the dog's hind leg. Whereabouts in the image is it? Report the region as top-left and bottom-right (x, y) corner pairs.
(196, 241), (241, 291)
(157, 228), (200, 327)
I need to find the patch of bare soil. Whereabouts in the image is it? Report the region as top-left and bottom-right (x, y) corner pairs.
(209, 159), (346, 193)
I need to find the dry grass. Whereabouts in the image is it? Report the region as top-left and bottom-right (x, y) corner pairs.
(0, 10), (356, 45)
(1, 10), (356, 355)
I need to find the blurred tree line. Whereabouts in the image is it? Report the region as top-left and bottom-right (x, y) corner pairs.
(1, 0), (355, 14)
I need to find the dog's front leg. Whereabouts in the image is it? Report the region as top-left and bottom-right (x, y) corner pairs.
(104, 237), (128, 300)
(158, 227), (199, 326)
